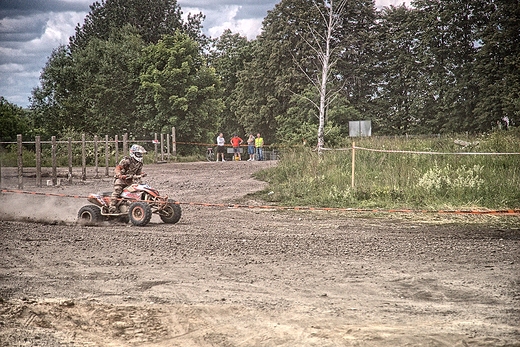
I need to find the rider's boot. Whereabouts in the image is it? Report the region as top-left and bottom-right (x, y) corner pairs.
(108, 198), (118, 214)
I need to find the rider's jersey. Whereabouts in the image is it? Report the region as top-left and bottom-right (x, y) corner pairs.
(114, 156), (143, 185)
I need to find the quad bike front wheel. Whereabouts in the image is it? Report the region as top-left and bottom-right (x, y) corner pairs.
(77, 205), (102, 225)
(159, 200), (182, 224)
(128, 201), (152, 226)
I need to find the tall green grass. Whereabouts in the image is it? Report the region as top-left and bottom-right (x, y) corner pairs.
(254, 131), (520, 210)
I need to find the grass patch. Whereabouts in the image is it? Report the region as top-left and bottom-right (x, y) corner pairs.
(254, 131), (520, 210)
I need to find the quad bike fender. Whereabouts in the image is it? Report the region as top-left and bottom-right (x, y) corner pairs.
(125, 184), (139, 192)
(87, 193), (107, 207)
(121, 190), (142, 200)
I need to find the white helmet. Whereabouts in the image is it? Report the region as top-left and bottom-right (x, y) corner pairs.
(129, 144), (146, 162)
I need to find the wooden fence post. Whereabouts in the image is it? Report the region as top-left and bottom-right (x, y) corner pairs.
(81, 134), (86, 181)
(51, 136), (57, 186)
(160, 133), (165, 162)
(171, 127), (176, 157)
(17, 134), (23, 189)
(166, 134), (171, 161)
(35, 136), (41, 187)
(105, 135), (109, 177)
(123, 133), (128, 157)
(351, 141), (356, 189)
(154, 133), (158, 163)
(115, 135), (119, 164)
(94, 135), (99, 178)
(68, 138), (73, 183)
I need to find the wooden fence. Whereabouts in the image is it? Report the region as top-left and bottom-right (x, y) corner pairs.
(0, 128), (177, 189)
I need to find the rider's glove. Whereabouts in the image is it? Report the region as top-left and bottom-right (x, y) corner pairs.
(141, 172), (147, 177)
(119, 174), (127, 180)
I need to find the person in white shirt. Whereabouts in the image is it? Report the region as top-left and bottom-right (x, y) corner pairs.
(216, 133), (226, 161)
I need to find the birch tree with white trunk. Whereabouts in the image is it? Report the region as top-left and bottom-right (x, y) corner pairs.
(298, 0), (347, 154)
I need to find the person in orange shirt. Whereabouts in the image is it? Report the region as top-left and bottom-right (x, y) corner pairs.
(230, 134), (243, 160)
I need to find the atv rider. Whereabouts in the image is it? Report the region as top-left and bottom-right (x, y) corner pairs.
(109, 144), (147, 213)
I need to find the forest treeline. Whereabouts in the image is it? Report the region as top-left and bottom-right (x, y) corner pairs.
(1, 0), (518, 151)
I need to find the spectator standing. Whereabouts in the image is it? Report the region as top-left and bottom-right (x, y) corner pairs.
(230, 134), (243, 160)
(216, 133), (226, 161)
(247, 134), (255, 161)
(255, 133), (264, 161)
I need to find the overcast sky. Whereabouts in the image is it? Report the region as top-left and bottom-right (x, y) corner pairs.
(0, 0), (408, 108)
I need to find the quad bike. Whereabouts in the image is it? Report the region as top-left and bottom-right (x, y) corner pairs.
(77, 175), (181, 226)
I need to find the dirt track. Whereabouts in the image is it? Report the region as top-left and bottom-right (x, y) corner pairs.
(0, 160), (519, 346)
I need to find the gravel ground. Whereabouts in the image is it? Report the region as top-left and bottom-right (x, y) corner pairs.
(0, 160), (519, 346)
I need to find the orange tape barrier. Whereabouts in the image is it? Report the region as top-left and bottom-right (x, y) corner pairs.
(2, 188), (519, 216)
(178, 201), (520, 215)
(1, 189), (88, 199)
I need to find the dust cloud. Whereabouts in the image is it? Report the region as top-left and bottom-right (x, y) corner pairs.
(0, 193), (82, 224)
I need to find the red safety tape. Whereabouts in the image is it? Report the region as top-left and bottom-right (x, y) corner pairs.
(176, 201), (520, 215)
(2, 188), (519, 215)
(1, 189), (89, 199)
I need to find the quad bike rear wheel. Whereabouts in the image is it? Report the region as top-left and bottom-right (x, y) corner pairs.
(159, 200), (182, 224)
(77, 205), (102, 225)
(128, 201), (152, 226)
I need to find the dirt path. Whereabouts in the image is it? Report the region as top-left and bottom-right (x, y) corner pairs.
(0, 161), (519, 346)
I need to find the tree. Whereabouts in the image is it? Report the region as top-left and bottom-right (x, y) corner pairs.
(298, 0), (348, 153)
(373, 1), (487, 134)
(372, 5), (422, 134)
(277, 86), (361, 146)
(231, 40), (283, 144)
(0, 97), (31, 142)
(231, 0), (334, 144)
(69, 0), (206, 50)
(473, 0), (520, 130)
(31, 0), (210, 137)
(290, 0), (375, 146)
(30, 45), (78, 138)
(72, 25), (146, 136)
(209, 30), (253, 136)
(232, 0), (375, 145)
(31, 27), (146, 137)
(410, 0), (484, 133)
(136, 32), (224, 146)
(231, 5), (291, 143)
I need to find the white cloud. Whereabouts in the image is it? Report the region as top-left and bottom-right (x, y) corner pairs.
(0, 46), (20, 58)
(376, 0), (410, 8)
(25, 12), (85, 52)
(192, 5), (264, 39)
(0, 63), (25, 72)
(209, 17), (263, 39)
(0, 10), (86, 106)
(181, 2), (271, 40)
